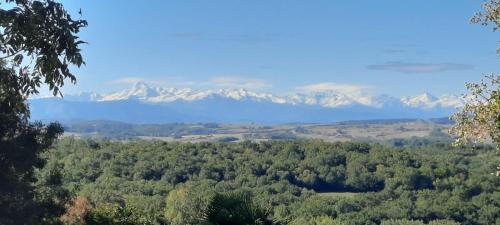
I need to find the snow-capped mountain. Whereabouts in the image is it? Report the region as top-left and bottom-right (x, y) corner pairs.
(29, 82), (464, 124)
(400, 93), (463, 109)
(96, 82), (288, 104)
(74, 82), (463, 109)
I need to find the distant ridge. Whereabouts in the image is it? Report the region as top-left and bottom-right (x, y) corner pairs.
(30, 82), (462, 124)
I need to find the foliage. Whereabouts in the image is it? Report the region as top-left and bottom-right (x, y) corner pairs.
(471, 0), (500, 52)
(288, 216), (346, 225)
(63, 121), (221, 140)
(217, 136), (240, 142)
(41, 139), (500, 225)
(60, 196), (92, 225)
(0, 62), (69, 224)
(451, 0), (500, 176)
(164, 183), (214, 225)
(450, 75), (500, 150)
(472, 0), (500, 30)
(380, 219), (460, 225)
(0, 0), (86, 224)
(201, 192), (276, 225)
(0, 0), (87, 96)
(84, 204), (154, 225)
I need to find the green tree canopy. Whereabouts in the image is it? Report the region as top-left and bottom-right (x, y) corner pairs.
(0, 0), (86, 224)
(0, 0), (87, 97)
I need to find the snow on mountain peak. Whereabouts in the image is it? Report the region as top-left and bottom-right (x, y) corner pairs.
(419, 92), (437, 101)
(100, 82), (158, 101)
(79, 82), (464, 109)
(129, 82), (159, 98)
(401, 93), (463, 109)
(401, 93), (436, 108)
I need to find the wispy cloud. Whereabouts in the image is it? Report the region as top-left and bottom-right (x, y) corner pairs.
(109, 77), (146, 85)
(366, 62), (474, 73)
(109, 76), (271, 90)
(108, 76), (177, 87)
(209, 76), (271, 89)
(297, 82), (373, 94)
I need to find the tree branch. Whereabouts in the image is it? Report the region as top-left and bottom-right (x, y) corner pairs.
(0, 50), (22, 60)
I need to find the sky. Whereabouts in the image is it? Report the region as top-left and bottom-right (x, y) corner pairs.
(58, 0), (499, 97)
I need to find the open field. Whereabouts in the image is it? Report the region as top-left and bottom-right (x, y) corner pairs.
(62, 118), (452, 142)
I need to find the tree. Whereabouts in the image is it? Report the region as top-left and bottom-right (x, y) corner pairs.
(471, 0), (500, 51)
(60, 196), (92, 225)
(201, 192), (277, 225)
(0, 64), (68, 224)
(450, 0), (500, 176)
(0, 0), (87, 96)
(380, 219), (459, 225)
(0, 0), (86, 224)
(289, 216), (345, 225)
(450, 75), (500, 149)
(164, 185), (209, 225)
(84, 204), (154, 225)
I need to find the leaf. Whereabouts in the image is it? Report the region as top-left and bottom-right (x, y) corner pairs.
(13, 54), (23, 65)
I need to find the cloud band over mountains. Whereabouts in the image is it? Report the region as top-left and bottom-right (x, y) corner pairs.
(297, 82), (373, 94)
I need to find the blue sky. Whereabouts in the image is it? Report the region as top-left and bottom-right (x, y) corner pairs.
(59, 0), (499, 97)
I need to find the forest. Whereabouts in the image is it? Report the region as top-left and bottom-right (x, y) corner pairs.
(38, 138), (500, 225)
(1, 0), (499, 225)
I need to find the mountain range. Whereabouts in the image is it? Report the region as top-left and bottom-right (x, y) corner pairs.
(29, 82), (463, 124)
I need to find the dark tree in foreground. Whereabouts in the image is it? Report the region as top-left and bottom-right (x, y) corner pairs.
(0, 61), (71, 224)
(0, 0), (86, 224)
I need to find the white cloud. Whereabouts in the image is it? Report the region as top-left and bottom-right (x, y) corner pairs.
(296, 82), (378, 107)
(209, 76), (271, 89)
(297, 82), (373, 94)
(108, 76), (271, 90)
(109, 76), (190, 87)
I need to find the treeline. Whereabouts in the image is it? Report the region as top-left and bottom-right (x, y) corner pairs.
(63, 120), (220, 139)
(40, 138), (500, 225)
